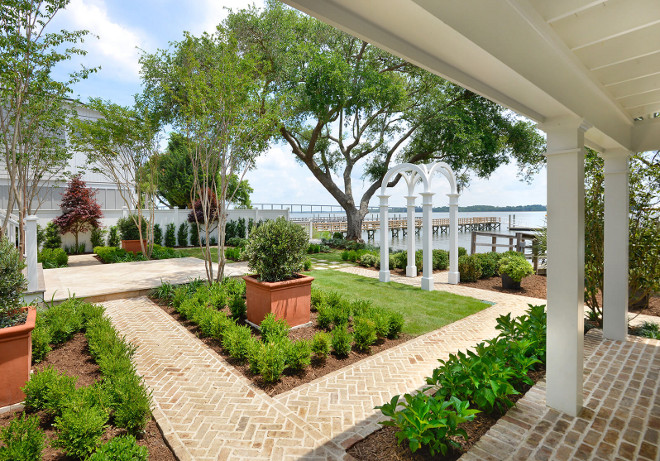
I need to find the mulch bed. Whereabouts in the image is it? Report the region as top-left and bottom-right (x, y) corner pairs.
(150, 297), (414, 396)
(0, 333), (176, 461)
(347, 368), (545, 461)
(459, 274), (547, 300)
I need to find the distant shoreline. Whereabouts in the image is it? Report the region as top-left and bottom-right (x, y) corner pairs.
(388, 204), (547, 213)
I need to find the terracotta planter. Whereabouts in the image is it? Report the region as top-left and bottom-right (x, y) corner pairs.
(501, 273), (521, 290)
(0, 307), (36, 408)
(121, 239), (148, 255)
(244, 274), (314, 328)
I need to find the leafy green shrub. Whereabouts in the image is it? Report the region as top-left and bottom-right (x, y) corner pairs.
(636, 321), (660, 339)
(310, 288), (325, 310)
(475, 252), (501, 278)
(307, 243), (321, 254)
(117, 216), (148, 241)
(152, 281), (175, 301)
(370, 311), (390, 339)
(331, 325), (352, 357)
(458, 247), (467, 257)
(387, 312), (405, 339)
(189, 223), (200, 246)
(103, 373), (152, 435)
(225, 247), (242, 261)
(38, 248), (69, 268)
(340, 250), (350, 261)
(244, 217), (309, 282)
(64, 242), (87, 255)
(164, 223), (176, 247)
(31, 320), (52, 363)
(259, 341), (287, 383)
(88, 435), (148, 461)
(229, 295), (246, 320)
(353, 317), (377, 352)
(247, 337), (262, 374)
(286, 339), (312, 372)
(259, 313), (290, 343)
(150, 244), (180, 260)
(43, 222), (62, 249)
(303, 258), (312, 271)
(432, 249), (449, 270)
(498, 253), (533, 282)
(358, 253), (378, 267)
(0, 237), (26, 325)
(316, 303), (333, 330)
(107, 226), (120, 247)
(89, 227), (106, 248)
(458, 254), (482, 282)
(332, 232), (344, 240)
(495, 304), (546, 363)
(392, 250), (423, 271)
(177, 223), (188, 247)
(52, 405), (108, 459)
(226, 237), (248, 248)
(332, 302), (351, 327)
(0, 414), (45, 461)
(222, 324), (253, 362)
(377, 394), (478, 456)
(94, 246), (135, 264)
(311, 332), (331, 359)
(152, 224), (163, 246)
(22, 366), (77, 415)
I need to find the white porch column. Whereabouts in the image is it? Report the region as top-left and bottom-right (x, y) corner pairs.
(447, 193), (460, 284)
(405, 195), (417, 277)
(601, 150), (630, 342)
(25, 215), (38, 292)
(542, 117), (589, 417)
(420, 192), (434, 291)
(378, 194), (390, 282)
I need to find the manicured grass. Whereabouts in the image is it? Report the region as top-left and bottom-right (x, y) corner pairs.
(309, 269), (490, 336)
(308, 250), (352, 264)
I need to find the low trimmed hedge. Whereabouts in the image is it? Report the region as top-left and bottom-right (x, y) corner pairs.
(94, 244), (180, 264)
(37, 248), (68, 269)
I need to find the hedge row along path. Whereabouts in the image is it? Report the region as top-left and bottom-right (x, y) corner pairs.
(101, 278), (539, 460)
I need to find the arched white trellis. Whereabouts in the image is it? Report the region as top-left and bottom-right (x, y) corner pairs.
(378, 161), (460, 290)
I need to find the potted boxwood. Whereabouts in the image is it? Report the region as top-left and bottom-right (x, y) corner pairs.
(0, 237), (34, 408)
(243, 217), (312, 328)
(117, 216), (148, 255)
(498, 252), (534, 289)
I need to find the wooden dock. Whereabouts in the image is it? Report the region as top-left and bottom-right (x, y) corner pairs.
(309, 217), (501, 239)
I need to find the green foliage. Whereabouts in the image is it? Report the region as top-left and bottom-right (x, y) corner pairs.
(38, 247), (68, 268)
(498, 253), (533, 282)
(227, 237), (248, 248)
(43, 222), (62, 249)
(52, 405), (108, 459)
(107, 226), (120, 248)
(103, 373), (152, 435)
(165, 223), (176, 247)
(94, 245), (178, 263)
(229, 295), (246, 320)
(258, 341), (287, 383)
(90, 227), (107, 248)
(88, 435), (148, 461)
(475, 252), (501, 278)
(152, 224), (163, 246)
(387, 312), (405, 339)
(22, 367), (77, 415)
(0, 237), (26, 321)
(331, 325), (353, 357)
(458, 254), (482, 282)
(303, 258), (312, 271)
(353, 317), (377, 352)
(0, 414), (45, 461)
(259, 313), (290, 343)
(307, 243), (320, 254)
(432, 249), (449, 270)
(177, 222), (188, 247)
(225, 247), (242, 261)
(311, 332), (331, 358)
(222, 324), (253, 362)
(285, 339), (312, 372)
(377, 394), (478, 456)
(358, 253), (378, 267)
(244, 217), (309, 282)
(31, 320), (52, 363)
(633, 321), (660, 340)
(117, 216), (148, 241)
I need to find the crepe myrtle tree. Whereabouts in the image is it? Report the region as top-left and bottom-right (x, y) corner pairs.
(53, 175), (103, 252)
(226, 1), (545, 240)
(0, 0), (96, 252)
(140, 29), (279, 283)
(69, 98), (159, 258)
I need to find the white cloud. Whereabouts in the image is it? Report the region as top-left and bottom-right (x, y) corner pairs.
(57, 0), (149, 82)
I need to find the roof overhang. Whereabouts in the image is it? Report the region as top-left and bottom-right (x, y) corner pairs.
(282, 0), (660, 153)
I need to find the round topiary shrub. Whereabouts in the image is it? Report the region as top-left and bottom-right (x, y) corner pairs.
(244, 217), (309, 282)
(498, 253), (534, 282)
(458, 254), (482, 282)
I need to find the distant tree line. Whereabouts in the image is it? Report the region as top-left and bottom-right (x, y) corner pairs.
(388, 204), (546, 213)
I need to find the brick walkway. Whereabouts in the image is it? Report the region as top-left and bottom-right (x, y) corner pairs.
(102, 280), (537, 460)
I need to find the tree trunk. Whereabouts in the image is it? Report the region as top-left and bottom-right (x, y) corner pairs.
(345, 207), (367, 241)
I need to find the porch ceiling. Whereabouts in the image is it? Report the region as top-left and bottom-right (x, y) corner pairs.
(281, 0), (660, 153)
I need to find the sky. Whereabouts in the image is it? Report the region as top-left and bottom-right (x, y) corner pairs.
(50, 0), (547, 208)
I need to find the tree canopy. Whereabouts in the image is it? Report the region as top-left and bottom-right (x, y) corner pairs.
(225, 1), (546, 239)
(53, 175), (102, 251)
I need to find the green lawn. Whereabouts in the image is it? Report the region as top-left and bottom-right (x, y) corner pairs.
(309, 269), (490, 336)
(174, 247), (246, 264)
(308, 249), (352, 264)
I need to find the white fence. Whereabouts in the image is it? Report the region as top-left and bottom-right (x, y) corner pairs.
(0, 211), (20, 247)
(31, 207), (289, 251)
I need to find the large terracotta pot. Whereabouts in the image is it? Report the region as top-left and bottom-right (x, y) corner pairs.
(243, 274), (314, 328)
(121, 239), (148, 255)
(0, 307), (36, 408)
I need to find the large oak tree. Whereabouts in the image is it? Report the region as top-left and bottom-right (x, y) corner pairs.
(225, 2), (546, 239)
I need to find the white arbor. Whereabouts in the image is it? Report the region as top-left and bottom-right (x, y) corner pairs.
(378, 162), (460, 291)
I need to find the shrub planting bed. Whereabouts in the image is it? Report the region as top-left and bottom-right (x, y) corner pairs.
(93, 245), (181, 264)
(150, 279), (414, 396)
(348, 305), (547, 460)
(0, 298), (176, 461)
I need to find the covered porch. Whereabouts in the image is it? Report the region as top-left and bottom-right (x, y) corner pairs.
(283, 0), (660, 420)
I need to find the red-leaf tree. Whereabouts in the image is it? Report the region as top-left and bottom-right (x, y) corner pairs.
(53, 175), (103, 251)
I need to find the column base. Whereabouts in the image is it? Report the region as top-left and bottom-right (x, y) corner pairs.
(379, 271), (391, 283)
(406, 266), (417, 277)
(447, 271), (460, 285)
(421, 277), (434, 291)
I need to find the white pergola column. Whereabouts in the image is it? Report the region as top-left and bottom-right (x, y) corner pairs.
(447, 193), (460, 284)
(25, 215), (38, 292)
(405, 195), (417, 277)
(378, 194), (390, 282)
(420, 192), (434, 291)
(601, 150), (630, 342)
(542, 117), (589, 417)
